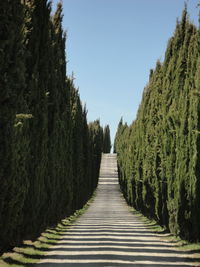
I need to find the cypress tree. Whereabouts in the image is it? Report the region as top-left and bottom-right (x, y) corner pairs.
(45, 1), (73, 224)
(70, 85), (84, 211)
(88, 120), (104, 189)
(21, 0), (51, 239)
(103, 125), (112, 153)
(0, 0), (31, 250)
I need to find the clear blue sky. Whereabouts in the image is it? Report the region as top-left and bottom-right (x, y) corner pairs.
(52, 0), (199, 145)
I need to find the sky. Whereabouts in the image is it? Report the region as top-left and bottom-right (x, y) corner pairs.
(52, 0), (199, 146)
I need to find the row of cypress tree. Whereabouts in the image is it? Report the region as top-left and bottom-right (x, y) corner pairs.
(114, 7), (200, 242)
(0, 0), (105, 252)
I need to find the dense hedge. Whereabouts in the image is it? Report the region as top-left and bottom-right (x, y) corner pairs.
(0, 0), (103, 252)
(114, 8), (200, 242)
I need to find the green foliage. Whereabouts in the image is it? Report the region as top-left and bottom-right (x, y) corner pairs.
(0, 0), (29, 250)
(115, 7), (200, 242)
(103, 125), (112, 153)
(0, 0), (104, 253)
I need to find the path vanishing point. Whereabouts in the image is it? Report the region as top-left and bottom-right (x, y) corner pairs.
(36, 154), (199, 267)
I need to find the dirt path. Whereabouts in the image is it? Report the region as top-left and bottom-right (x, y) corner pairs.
(36, 154), (199, 266)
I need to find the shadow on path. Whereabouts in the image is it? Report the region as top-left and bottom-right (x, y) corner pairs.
(2, 154), (200, 267)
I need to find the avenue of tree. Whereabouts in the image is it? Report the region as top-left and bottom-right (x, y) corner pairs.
(114, 7), (200, 242)
(0, 0), (111, 252)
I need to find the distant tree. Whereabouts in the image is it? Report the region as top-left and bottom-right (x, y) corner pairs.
(113, 117), (123, 153)
(88, 119), (104, 187)
(103, 125), (112, 153)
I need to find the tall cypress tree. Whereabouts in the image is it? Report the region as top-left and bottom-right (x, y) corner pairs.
(45, 1), (72, 224)
(21, 0), (51, 239)
(0, 0), (31, 250)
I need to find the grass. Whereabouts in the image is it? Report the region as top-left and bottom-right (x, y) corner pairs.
(0, 192), (96, 267)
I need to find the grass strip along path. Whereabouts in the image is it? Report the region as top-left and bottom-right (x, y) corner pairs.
(1, 154), (200, 266)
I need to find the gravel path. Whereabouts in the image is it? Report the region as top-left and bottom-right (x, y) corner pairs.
(36, 154), (199, 267)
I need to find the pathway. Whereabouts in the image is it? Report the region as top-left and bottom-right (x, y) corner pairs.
(36, 153), (199, 266)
